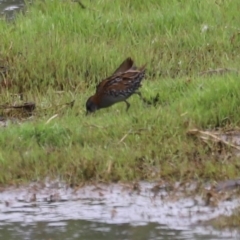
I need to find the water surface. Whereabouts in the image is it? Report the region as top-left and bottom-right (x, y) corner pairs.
(0, 0), (25, 20)
(0, 220), (235, 240)
(0, 181), (239, 240)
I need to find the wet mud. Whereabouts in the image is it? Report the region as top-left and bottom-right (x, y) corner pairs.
(0, 180), (239, 239)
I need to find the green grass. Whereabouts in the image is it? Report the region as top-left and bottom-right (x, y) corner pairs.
(0, 0), (240, 185)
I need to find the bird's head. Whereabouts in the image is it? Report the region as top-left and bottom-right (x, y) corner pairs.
(86, 96), (99, 115)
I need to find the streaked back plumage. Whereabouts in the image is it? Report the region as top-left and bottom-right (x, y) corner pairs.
(86, 57), (147, 114)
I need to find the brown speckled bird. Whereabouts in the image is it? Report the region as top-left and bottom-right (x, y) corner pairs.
(86, 57), (146, 114)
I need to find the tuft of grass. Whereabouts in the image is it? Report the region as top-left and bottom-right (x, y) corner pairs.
(0, 0), (240, 185)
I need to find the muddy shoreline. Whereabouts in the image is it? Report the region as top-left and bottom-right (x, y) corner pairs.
(0, 180), (240, 233)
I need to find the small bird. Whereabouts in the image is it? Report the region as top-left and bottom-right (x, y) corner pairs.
(86, 57), (146, 114)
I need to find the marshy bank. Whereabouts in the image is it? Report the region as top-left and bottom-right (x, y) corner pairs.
(0, 0), (240, 237)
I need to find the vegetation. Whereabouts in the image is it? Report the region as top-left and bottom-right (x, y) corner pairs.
(0, 0), (240, 185)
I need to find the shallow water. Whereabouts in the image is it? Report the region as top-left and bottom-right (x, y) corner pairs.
(0, 0), (25, 20)
(0, 221), (237, 240)
(0, 180), (239, 240)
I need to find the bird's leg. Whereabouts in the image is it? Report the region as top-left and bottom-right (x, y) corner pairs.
(135, 91), (143, 100)
(134, 91), (147, 104)
(135, 92), (160, 106)
(124, 100), (131, 112)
